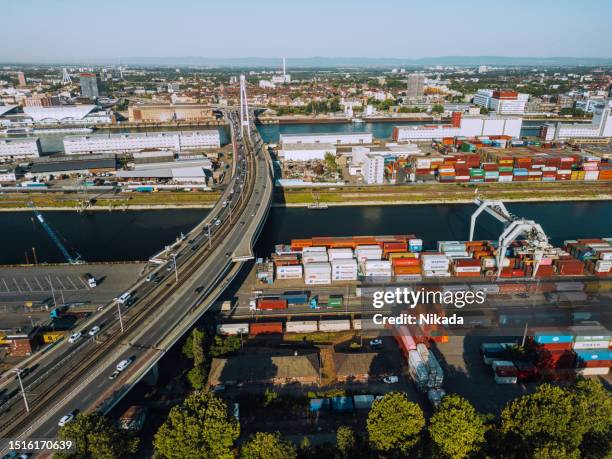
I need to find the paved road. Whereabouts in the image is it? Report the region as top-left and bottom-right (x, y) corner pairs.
(0, 111), (272, 456)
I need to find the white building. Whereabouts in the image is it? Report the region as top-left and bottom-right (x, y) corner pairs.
(543, 106), (612, 141)
(473, 89), (528, 115)
(0, 137), (41, 161)
(22, 105), (113, 125)
(0, 166), (17, 182)
(363, 155), (385, 184)
(259, 80), (276, 89)
(280, 132), (373, 146)
(392, 113), (522, 142)
(280, 143), (336, 161)
(271, 58), (291, 84)
(64, 130), (220, 155)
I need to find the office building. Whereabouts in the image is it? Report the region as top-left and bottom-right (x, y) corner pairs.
(280, 133), (373, 146)
(363, 154), (385, 184)
(392, 112), (522, 141)
(17, 71), (27, 87)
(406, 73), (425, 99)
(0, 138), (41, 161)
(473, 89), (528, 115)
(63, 130), (220, 155)
(79, 73), (104, 99)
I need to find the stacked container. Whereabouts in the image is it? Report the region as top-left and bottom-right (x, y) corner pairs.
(355, 245), (383, 263)
(301, 247), (328, 264)
(570, 323), (611, 376)
(331, 259), (358, 282)
(421, 254), (450, 277)
(304, 262), (332, 285)
(276, 265), (303, 280)
(362, 260), (392, 278)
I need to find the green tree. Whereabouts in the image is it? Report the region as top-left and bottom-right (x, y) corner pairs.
(336, 426), (356, 457)
(323, 152), (340, 175)
(366, 391), (425, 455)
(431, 104), (445, 114)
(572, 378), (612, 458)
(500, 384), (585, 458)
(154, 391), (239, 459)
(57, 413), (138, 459)
(187, 365), (207, 390)
(240, 432), (297, 459)
(429, 395), (486, 459)
(209, 335), (242, 357)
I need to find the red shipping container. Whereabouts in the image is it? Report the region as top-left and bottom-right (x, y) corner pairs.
(394, 266), (421, 275)
(515, 362), (538, 381)
(536, 350), (575, 369)
(249, 322), (283, 335)
(258, 298), (288, 310)
(536, 342), (573, 352)
(393, 258), (420, 267)
(454, 259), (481, 268)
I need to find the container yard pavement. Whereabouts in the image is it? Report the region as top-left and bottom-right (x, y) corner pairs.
(0, 262), (146, 306)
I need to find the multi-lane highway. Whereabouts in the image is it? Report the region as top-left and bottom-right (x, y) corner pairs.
(0, 109), (272, 456)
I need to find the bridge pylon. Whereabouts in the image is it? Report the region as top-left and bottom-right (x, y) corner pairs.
(239, 75), (250, 136)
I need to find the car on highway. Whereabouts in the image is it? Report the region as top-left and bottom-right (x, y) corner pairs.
(153, 275), (163, 284)
(57, 413), (75, 427)
(108, 370), (120, 380)
(116, 358), (133, 372)
(195, 286), (205, 294)
(215, 219), (221, 226)
(68, 332), (82, 344)
(145, 273), (156, 282)
(383, 375), (399, 384)
(222, 201), (228, 208)
(191, 244), (200, 252)
(88, 326), (100, 337)
(166, 263), (175, 272)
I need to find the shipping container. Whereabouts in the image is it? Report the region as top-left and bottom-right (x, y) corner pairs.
(249, 322), (283, 335)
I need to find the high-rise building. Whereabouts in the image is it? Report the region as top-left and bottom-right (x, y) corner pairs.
(473, 89), (528, 115)
(406, 73), (425, 100)
(79, 73), (104, 99)
(17, 71), (26, 87)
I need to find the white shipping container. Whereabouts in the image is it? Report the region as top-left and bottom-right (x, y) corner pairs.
(303, 253), (329, 263)
(305, 278), (331, 285)
(445, 251), (470, 259)
(286, 321), (318, 333)
(304, 262), (332, 273)
(217, 323), (249, 335)
(276, 265), (303, 278)
(595, 260), (612, 272)
(328, 248), (354, 260)
(352, 319), (362, 330)
(455, 266), (482, 273)
(365, 260), (391, 270)
(302, 246), (328, 253)
(575, 367), (610, 376)
(332, 259), (357, 268)
(572, 340), (610, 350)
(318, 319), (351, 332)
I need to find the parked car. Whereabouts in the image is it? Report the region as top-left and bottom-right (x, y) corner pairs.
(383, 376), (399, 384)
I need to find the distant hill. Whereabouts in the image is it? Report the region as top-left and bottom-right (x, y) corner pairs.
(119, 56), (612, 67)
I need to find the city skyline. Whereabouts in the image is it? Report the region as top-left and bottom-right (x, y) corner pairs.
(2, 0), (612, 63)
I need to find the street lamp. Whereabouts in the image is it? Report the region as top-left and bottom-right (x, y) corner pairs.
(172, 253), (178, 283)
(14, 368), (29, 412)
(117, 301), (124, 333)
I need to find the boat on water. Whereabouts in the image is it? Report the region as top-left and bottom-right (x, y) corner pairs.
(351, 118), (365, 123)
(0, 127), (32, 135)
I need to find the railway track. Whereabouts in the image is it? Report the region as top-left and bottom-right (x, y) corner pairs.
(0, 118), (259, 439)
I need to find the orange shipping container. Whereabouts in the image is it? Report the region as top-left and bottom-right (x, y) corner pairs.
(394, 266), (422, 275)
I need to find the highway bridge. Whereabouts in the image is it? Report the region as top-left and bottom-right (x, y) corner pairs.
(0, 102), (273, 454)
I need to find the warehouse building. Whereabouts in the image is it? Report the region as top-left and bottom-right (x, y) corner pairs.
(128, 104), (216, 123)
(542, 105), (612, 141)
(116, 158), (213, 183)
(280, 142), (336, 161)
(63, 130), (221, 155)
(0, 137), (41, 162)
(393, 112), (522, 142)
(280, 132), (373, 145)
(27, 154), (117, 179)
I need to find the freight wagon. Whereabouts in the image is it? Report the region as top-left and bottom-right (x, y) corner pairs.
(217, 323), (249, 335)
(249, 322), (283, 335)
(318, 319), (351, 332)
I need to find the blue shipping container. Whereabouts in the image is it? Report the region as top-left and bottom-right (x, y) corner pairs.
(309, 398), (330, 412)
(281, 293), (308, 305)
(575, 349), (612, 361)
(331, 396), (354, 412)
(534, 333), (574, 344)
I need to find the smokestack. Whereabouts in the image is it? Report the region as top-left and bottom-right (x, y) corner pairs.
(283, 57), (286, 76)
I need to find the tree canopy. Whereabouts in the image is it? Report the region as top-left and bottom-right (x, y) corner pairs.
(57, 413), (138, 459)
(429, 395), (486, 459)
(240, 432), (297, 459)
(336, 426), (356, 457)
(154, 391), (239, 459)
(366, 391), (425, 454)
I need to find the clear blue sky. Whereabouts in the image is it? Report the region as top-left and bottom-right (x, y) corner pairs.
(2, 0), (611, 62)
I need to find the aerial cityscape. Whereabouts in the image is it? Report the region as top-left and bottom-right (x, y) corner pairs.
(0, 1), (611, 458)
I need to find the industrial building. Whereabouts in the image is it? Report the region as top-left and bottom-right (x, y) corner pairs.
(27, 154), (117, 179)
(280, 132), (373, 145)
(542, 105), (612, 141)
(22, 105), (113, 125)
(127, 104), (216, 123)
(0, 137), (41, 161)
(392, 112), (522, 142)
(116, 158), (213, 183)
(280, 142), (336, 161)
(473, 89), (529, 115)
(63, 130), (221, 155)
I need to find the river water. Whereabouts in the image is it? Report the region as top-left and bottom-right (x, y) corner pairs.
(0, 201), (610, 264)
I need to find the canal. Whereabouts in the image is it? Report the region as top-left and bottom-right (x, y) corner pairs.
(0, 201), (610, 265)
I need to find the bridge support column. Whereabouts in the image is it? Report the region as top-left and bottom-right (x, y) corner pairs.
(142, 362), (159, 385)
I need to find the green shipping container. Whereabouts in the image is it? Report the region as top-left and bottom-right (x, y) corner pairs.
(328, 295), (343, 308)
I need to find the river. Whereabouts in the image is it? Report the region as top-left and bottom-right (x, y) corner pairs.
(0, 201), (610, 264)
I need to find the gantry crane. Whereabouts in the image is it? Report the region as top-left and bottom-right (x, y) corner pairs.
(28, 202), (83, 264)
(470, 197), (550, 279)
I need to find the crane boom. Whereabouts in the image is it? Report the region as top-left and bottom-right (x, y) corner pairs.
(28, 202), (82, 264)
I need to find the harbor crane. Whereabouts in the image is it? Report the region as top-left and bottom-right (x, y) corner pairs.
(470, 197), (550, 279)
(27, 202), (83, 264)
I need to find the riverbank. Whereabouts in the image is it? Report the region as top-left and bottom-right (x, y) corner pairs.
(0, 182), (609, 211)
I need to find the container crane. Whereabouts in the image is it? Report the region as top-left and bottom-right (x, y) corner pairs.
(27, 202), (83, 264)
(470, 197), (550, 279)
